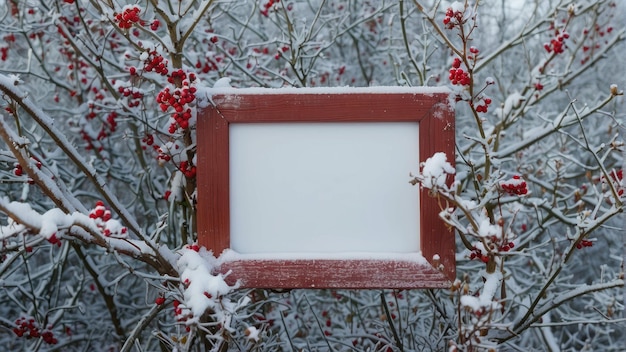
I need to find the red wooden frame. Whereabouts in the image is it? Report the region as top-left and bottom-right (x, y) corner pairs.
(197, 88), (455, 289)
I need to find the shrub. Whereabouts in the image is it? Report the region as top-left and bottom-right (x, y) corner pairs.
(0, 0), (624, 350)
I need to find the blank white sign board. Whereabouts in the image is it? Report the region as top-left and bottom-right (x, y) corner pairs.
(229, 122), (420, 254)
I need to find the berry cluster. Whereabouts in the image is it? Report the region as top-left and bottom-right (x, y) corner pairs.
(12, 158), (41, 184)
(114, 6), (141, 30)
(442, 6), (464, 29)
(148, 140), (183, 169)
(178, 160), (196, 179)
(544, 31), (569, 54)
(499, 241), (515, 252)
(141, 134), (154, 150)
(13, 317), (58, 345)
(155, 296), (166, 305)
(252, 47), (272, 55)
(469, 236), (515, 263)
(172, 299), (190, 328)
(150, 19), (160, 31)
(167, 69), (191, 85)
(449, 58), (470, 86)
(260, 0), (280, 17)
(474, 97), (492, 113)
(142, 133), (165, 157)
(48, 233), (62, 246)
(468, 247), (489, 263)
(0, 34), (13, 61)
(602, 168), (624, 198)
(499, 175), (528, 195)
(195, 58), (219, 73)
(89, 201), (113, 222)
(13, 163), (24, 176)
(186, 243), (201, 252)
(467, 46), (479, 61)
(247, 45), (290, 67)
(77, 85), (122, 152)
(80, 130), (101, 152)
(580, 23), (614, 64)
(117, 85), (143, 107)
(105, 111), (118, 134)
(156, 70), (197, 132)
(89, 201), (128, 237)
(156, 149), (172, 165)
(609, 169), (623, 186)
(143, 51), (169, 76)
(576, 239), (593, 249)
(86, 103), (98, 120)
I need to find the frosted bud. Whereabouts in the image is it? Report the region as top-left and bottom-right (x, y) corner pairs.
(610, 84), (622, 96)
(568, 4), (575, 16)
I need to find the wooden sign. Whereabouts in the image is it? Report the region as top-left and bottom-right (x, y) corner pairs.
(197, 87), (455, 289)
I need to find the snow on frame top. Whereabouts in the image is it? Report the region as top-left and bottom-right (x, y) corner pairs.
(205, 85), (451, 95)
(200, 85), (454, 109)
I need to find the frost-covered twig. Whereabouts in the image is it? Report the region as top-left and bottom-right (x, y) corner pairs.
(120, 303), (167, 352)
(492, 92), (617, 163)
(502, 279), (624, 343)
(510, 204), (623, 335)
(0, 117), (85, 213)
(0, 74), (173, 269)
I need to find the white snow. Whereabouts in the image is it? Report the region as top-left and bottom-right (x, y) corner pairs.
(205, 85), (450, 96)
(0, 74), (28, 99)
(177, 248), (234, 318)
(477, 216), (501, 239)
(450, 1), (465, 13)
(0, 199), (149, 256)
(213, 77), (232, 88)
(460, 271), (503, 312)
(494, 92), (525, 119)
(417, 152), (455, 189)
(198, 86), (452, 111)
(7, 74), (22, 85)
(245, 326), (260, 342)
(0, 198), (42, 230)
(173, 248), (251, 328)
(39, 208), (72, 239)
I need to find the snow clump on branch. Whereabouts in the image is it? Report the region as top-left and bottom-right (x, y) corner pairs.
(410, 152), (455, 190)
(175, 248), (244, 328)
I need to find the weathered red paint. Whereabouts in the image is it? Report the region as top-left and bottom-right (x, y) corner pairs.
(197, 90), (455, 289)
